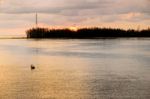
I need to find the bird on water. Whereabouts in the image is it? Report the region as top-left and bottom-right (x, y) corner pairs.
(31, 64), (35, 70)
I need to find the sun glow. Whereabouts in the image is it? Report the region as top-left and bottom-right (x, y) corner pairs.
(69, 26), (78, 31)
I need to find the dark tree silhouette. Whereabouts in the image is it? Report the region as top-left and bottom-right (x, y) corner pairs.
(26, 27), (150, 39)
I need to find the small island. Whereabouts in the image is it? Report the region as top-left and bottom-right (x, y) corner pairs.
(26, 27), (150, 39)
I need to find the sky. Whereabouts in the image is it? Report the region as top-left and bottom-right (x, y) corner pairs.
(0, 0), (150, 37)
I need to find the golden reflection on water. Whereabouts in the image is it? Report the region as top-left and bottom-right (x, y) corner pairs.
(0, 39), (149, 98)
(0, 40), (91, 98)
(0, 57), (91, 98)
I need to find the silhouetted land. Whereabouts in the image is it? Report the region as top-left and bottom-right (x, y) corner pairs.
(26, 27), (150, 38)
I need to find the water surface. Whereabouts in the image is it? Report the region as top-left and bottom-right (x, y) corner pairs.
(0, 38), (150, 99)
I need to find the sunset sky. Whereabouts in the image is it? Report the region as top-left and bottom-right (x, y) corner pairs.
(0, 0), (150, 37)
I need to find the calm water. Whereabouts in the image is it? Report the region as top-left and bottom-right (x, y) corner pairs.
(0, 38), (150, 99)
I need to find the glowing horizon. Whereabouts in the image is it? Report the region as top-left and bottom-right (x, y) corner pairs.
(0, 0), (149, 37)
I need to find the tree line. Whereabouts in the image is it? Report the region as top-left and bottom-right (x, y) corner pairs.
(26, 27), (150, 38)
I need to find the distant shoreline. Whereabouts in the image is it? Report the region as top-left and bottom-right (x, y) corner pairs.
(26, 27), (150, 39)
(0, 37), (150, 40)
(0, 37), (26, 39)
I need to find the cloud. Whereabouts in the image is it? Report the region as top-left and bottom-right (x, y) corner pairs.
(0, 0), (149, 15)
(0, 0), (122, 14)
(0, 0), (149, 35)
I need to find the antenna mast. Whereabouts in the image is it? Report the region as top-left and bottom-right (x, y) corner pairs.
(36, 13), (38, 28)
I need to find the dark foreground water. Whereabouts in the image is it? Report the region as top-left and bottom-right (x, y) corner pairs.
(0, 38), (149, 99)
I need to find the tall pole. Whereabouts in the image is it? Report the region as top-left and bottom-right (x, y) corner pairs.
(36, 13), (38, 28)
